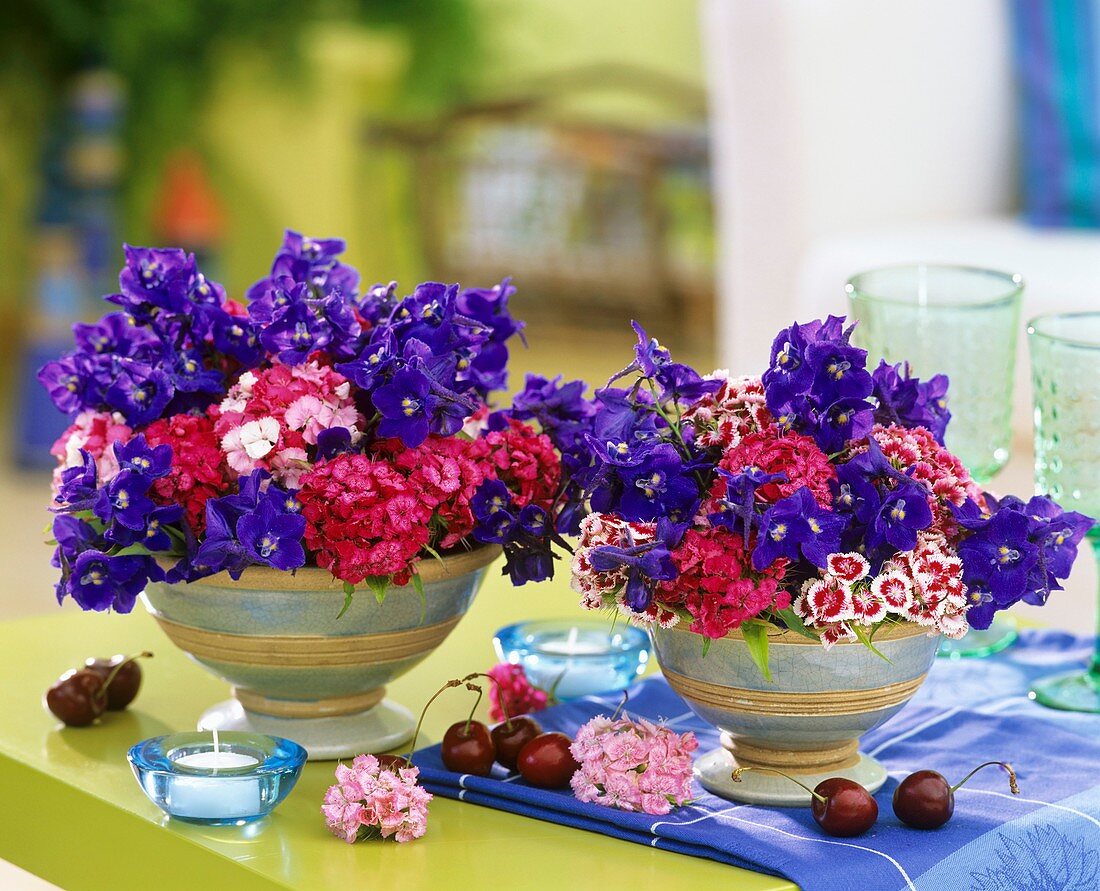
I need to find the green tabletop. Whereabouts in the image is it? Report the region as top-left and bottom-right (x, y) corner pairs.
(0, 567), (795, 891)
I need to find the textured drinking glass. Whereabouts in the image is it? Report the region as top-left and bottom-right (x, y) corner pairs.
(846, 265), (1022, 482)
(847, 265), (1023, 658)
(1028, 313), (1100, 712)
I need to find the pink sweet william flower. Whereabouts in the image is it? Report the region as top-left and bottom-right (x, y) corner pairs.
(322, 754), (432, 844)
(487, 662), (548, 722)
(569, 716), (696, 816)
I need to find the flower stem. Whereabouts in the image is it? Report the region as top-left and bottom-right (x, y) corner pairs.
(731, 766), (826, 804)
(610, 690), (629, 722)
(950, 761), (1019, 795)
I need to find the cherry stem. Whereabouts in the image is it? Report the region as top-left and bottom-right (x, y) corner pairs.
(610, 690), (629, 722)
(462, 683), (484, 735)
(97, 651), (153, 702)
(731, 766), (827, 804)
(467, 672), (513, 730)
(403, 678), (466, 768)
(950, 761), (1019, 795)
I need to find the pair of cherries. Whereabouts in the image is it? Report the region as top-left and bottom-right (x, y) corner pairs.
(44, 652), (152, 727)
(417, 675), (578, 789)
(734, 760), (1019, 837)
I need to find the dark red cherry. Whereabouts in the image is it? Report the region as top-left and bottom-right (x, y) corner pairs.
(811, 777), (879, 837)
(441, 720), (496, 775)
(516, 732), (579, 789)
(491, 716), (542, 771)
(733, 767), (878, 837)
(84, 651), (151, 710)
(894, 762), (1018, 829)
(45, 669), (107, 727)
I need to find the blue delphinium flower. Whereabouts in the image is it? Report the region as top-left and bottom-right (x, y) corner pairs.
(114, 435), (172, 479)
(471, 479), (566, 584)
(65, 550), (150, 613)
(867, 480), (934, 553)
(871, 360), (951, 444)
(193, 471), (304, 579)
(93, 472), (156, 531)
(247, 230), (360, 301)
(237, 500), (307, 571)
(105, 364), (175, 425)
(617, 443), (700, 523)
(955, 493), (1094, 627)
(588, 519), (681, 611)
(762, 316), (875, 453)
(709, 466), (787, 545)
(752, 487), (847, 570)
(56, 451), (99, 508)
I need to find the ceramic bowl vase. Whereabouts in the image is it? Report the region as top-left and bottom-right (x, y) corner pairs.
(652, 622), (940, 806)
(142, 546), (500, 761)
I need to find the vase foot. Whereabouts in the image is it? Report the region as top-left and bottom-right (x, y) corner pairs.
(695, 746), (887, 806)
(198, 698), (416, 761)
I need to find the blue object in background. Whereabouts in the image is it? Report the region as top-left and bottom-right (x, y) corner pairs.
(494, 618), (650, 700)
(416, 629), (1100, 890)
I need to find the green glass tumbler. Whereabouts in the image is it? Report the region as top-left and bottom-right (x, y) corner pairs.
(847, 265), (1023, 658)
(1028, 313), (1100, 712)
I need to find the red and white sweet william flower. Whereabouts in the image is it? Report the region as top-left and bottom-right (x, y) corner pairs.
(826, 552), (870, 585)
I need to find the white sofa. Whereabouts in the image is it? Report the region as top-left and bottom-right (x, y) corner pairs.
(701, 0), (1100, 393)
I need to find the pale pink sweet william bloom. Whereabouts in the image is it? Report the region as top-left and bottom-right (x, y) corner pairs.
(569, 715), (696, 815)
(321, 753), (432, 844)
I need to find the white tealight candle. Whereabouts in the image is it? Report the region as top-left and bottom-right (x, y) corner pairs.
(531, 627), (622, 699)
(167, 730), (263, 820)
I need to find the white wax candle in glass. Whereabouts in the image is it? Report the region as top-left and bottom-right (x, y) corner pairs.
(167, 729), (263, 820)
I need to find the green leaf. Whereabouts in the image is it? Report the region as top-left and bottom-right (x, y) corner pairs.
(365, 575), (389, 606)
(775, 607), (818, 641)
(411, 572), (426, 624)
(422, 544), (444, 565)
(110, 544), (153, 557)
(741, 620), (773, 682)
(852, 624), (893, 664)
(337, 581), (355, 620)
(701, 635), (712, 658)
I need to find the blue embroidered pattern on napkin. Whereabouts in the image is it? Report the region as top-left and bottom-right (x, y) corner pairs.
(413, 630), (1100, 891)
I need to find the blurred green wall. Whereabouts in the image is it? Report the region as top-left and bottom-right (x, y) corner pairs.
(1, 0), (702, 315)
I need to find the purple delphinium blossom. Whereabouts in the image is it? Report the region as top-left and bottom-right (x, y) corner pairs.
(762, 316), (875, 453)
(958, 509), (1040, 615)
(335, 329), (398, 391)
(588, 520), (680, 611)
(105, 364), (175, 425)
(471, 480), (565, 584)
(259, 298), (331, 364)
(37, 354), (94, 415)
(114, 435), (172, 479)
(617, 443), (701, 523)
(211, 313), (265, 368)
(316, 426), (354, 461)
(170, 351), (224, 394)
(237, 500), (306, 571)
(247, 230), (360, 301)
(509, 373), (595, 454)
(72, 312), (158, 360)
(867, 480), (934, 554)
(709, 466), (787, 545)
(373, 367), (434, 447)
(64, 550), (149, 613)
(752, 487), (847, 571)
(954, 493), (1094, 627)
(56, 450), (99, 508)
(93, 471), (156, 531)
(871, 360), (951, 444)
(113, 245), (195, 314)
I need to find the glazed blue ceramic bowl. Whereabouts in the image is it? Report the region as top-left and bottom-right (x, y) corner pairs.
(128, 731), (306, 826)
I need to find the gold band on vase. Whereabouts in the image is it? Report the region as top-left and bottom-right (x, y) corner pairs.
(234, 686), (387, 718)
(660, 667), (929, 718)
(151, 613), (463, 668)
(723, 736), (861, 774)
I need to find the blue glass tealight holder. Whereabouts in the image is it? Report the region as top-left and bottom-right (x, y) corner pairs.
(494, 618), (650, 700)
(128, 730), (306, 826)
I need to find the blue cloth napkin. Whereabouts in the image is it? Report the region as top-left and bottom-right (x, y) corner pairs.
(413, 630), (1100, 890)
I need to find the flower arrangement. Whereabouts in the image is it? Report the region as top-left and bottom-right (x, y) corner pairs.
(41, 232), (571, 612)
(570, 713), (697, 815)
(322, 754), (432, 843)
(562, 319), (1094, 674)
